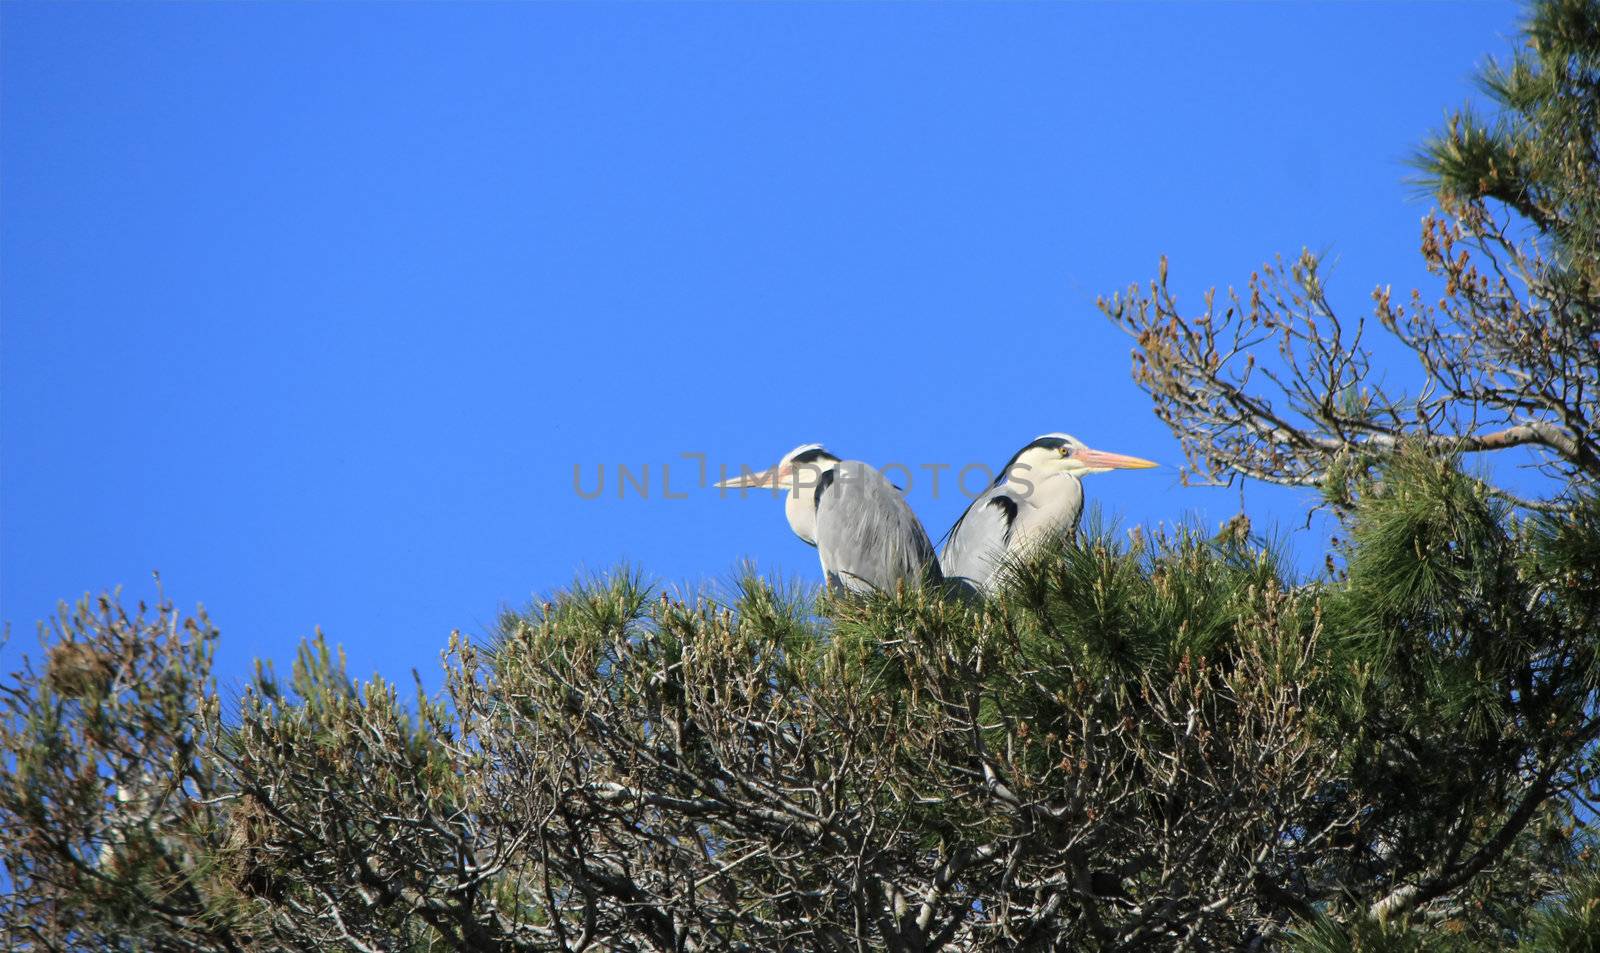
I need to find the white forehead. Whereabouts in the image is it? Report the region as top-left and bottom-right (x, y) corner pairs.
(780, 443), (828, 465)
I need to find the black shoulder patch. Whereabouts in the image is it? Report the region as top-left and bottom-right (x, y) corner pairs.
(988, 494), (1019, 530)
(814, 467), (837, 508)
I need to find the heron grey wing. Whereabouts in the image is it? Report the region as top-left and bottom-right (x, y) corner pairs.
(939, 488), (1018, 594)
(814, 462), (941, 593)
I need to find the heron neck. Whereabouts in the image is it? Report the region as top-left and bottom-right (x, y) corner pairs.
(785, 490), (818, 546)
(1010, 470), (1085, 543)
(783, 460), (840, 546)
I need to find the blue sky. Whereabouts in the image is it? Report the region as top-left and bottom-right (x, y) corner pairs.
(2, 1), (1523, 688)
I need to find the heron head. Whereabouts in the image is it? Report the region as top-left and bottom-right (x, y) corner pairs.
(1004, 433), (1157, 481)
(716, 444), (841, 496)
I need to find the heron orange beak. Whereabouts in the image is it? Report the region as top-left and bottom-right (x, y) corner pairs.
(1073, 448), (1158, 470)
(715, 463), (790, 490)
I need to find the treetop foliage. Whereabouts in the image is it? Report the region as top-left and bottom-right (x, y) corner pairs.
(4, 445), (1597, 950)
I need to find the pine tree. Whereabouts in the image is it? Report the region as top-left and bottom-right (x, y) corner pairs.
(1101, 0), (1599, 510)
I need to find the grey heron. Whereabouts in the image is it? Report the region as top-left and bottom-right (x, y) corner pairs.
(717, 444), (942, 594)
(940, 433), (1156, 595)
